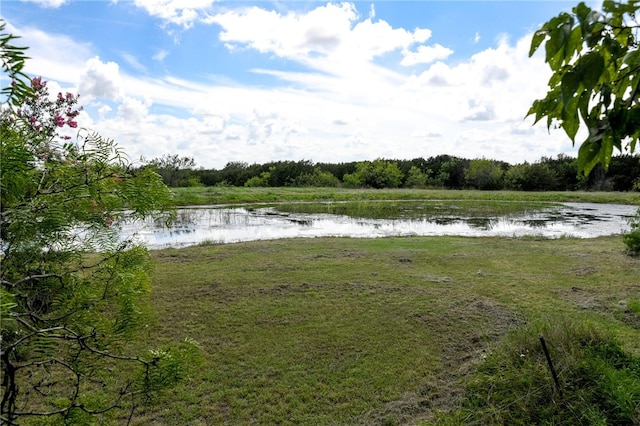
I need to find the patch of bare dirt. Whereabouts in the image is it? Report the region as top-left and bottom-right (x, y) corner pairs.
(570, 265), (598, 276)
(556, 286), (605, 311)
(556, 285), (640, 329)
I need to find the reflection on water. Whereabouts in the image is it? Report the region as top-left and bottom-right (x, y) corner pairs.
(119, 202), (639, 249)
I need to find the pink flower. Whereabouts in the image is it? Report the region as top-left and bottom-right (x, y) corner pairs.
(54, 114), (65, 127)
(31, 77), (46, 91)
(67, 120), (78, 128)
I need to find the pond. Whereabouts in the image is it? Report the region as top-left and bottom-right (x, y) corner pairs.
(120, 201), (639, 249)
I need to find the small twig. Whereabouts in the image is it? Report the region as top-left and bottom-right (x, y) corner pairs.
(540, 336), (563, 399)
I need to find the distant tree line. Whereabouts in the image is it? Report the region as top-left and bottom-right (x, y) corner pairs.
(148, 153), (640, 192)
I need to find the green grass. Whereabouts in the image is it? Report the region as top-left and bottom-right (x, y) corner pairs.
(435, 320), (640, 425)
(170, 187), (640, 207)
(118, 235), (640, 425)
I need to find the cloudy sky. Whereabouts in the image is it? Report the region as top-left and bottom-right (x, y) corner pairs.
(2, 0), (593, 169)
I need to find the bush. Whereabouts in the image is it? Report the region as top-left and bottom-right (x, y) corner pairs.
(293, 167), (340, 187)
(245, 171), (271, 187)
(623, 208), (640, 255)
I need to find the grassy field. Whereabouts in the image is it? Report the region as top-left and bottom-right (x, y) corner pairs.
(125, 233), (640, 425)
(169, 187), (640, 207)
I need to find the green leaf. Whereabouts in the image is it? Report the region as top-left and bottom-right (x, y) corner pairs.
(599, 135), (614, 171)
(578, 139), (602, 174)
(578, 90), (592, 122)
(530, 30), (547, 57)
(564, 26), (582, 62)
(575, 51), (605, 91)
(561, 70), (580, 102)
(574, 2), (592, 23)
(562, 96), (580, 142)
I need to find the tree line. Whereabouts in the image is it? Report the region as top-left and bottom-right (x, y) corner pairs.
(150, 153), (640, 191)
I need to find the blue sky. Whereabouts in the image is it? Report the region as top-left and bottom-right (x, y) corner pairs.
(2, 0), (594, 169)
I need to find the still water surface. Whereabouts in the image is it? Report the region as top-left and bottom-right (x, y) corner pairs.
(120, 202), (638, 249)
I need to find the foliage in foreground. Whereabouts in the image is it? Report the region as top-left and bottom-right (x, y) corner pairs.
(529, 0), (640, 175)
(437, 320), (640, 425)
(1, 24), (196, 425)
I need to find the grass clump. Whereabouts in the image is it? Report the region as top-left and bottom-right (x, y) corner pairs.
(437, 320), (640, 425)
(623, 208), (640, 255)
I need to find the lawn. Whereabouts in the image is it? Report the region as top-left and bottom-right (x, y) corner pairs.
(123, 234), (640, 425)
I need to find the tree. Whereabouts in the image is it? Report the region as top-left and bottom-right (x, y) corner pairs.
(342, 160), (404, 189)
(149, 154), (197, 187)
(293, 167), (340, 187)
(528, 0), (640, 175)
(464, 159), (505, 190)
(529, 1), (640, 254)
(404, 166), (429, 188)
(504, 162), (560, 191)
(1, 27), (195, 424)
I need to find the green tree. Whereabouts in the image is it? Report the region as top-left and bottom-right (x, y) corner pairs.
(528, 1), (640, 174)
(293, 167), (340, 187)
(1, 28), (194, 424)
(149, 154), (197, 187)
(244, 169), (272, 187)
(342, 160), (403, 189)
(504, 162), (559, 191)
(0, 21), (32, 105)
(404, 165), (429, 188)
(464, 159), (505, 190)
(529, 1), (640, 253)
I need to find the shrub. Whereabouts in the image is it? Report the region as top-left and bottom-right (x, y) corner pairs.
(623, 208), (640, 255)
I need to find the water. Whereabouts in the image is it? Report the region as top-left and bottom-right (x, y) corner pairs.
(119, 202), (639, 249)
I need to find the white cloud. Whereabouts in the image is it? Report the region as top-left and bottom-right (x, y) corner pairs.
(79, 57), (123, 101)
(117, 96), (151, 122)
(153, 49), (169, 62)
(134, 0), (216, 28)
(8, 3), (575, 169)
(206, 3), (433, 69)
(4, 22), (91, 84)
(89, 28), (564, 168)
(401, 44), (454, 66)
(20, 0), (68, 8)
(121, 53), (147, 72)
(98, 105), (113, 120)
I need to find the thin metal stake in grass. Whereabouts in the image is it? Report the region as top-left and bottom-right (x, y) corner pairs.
(539, 336), (563, 399)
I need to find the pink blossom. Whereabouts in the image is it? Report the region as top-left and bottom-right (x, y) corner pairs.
(54, 114), (65, 127)
(67, 120), (78, 128)
(31, 77), (45, 91)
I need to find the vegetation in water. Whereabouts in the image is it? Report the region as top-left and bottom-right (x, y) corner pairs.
(271, 200), (557, 220)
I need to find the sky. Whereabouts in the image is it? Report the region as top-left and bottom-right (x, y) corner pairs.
(1, 0), (598, 169)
